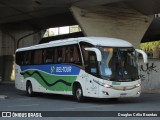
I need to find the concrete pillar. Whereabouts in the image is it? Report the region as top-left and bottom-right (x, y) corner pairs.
(0, 24), (42, 82)
(71, 6), (154, 48)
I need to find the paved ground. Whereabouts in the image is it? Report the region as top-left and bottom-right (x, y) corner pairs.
(0, 83), (160, 120)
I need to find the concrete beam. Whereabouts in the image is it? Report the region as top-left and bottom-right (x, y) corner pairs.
(71, 5), (154, 48)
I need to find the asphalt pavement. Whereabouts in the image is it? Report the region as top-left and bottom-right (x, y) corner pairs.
(0, 83), (160, 120)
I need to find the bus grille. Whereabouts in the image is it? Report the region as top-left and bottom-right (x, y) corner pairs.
(111, 86), (136, 91)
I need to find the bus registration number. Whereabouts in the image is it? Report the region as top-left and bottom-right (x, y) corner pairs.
(120, 93), (127, 97)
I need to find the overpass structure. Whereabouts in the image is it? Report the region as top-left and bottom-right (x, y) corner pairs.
(0, 0), (160, 82)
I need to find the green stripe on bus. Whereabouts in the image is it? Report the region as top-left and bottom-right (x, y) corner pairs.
(22, 70), (77, 91)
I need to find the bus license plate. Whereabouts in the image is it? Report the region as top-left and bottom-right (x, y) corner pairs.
(120, 93), (127, 97)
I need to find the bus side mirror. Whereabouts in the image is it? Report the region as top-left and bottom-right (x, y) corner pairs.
(136, 49), (148, 63)
(85, 48), (102, 61)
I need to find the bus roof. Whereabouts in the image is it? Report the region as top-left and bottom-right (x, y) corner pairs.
(16, 37), (133, 52)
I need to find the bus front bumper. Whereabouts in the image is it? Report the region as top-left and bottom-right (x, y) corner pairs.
(99, 86), (141, 98)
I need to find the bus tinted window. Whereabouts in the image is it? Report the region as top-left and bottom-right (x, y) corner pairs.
(16, 52), (23, 65)
(16, 44), (82, 66)
(55, 44), (82, 66)
(43, 48), (54, 64)
(54, 47), (58, 63)
(72, 45), (82, 65)
(67, 45), (82, 66)
(86, 51), (98, 75)
(80, 42), (94, 67)
(62, 47), (66, 63)
(65, 46), (70, 63)
(57, 47), (62, 63)
(34, 50), (42, 64)
(22, 51), (32, 65)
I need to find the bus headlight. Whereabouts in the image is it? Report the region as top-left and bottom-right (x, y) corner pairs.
(104, 84), (111, 88)
(93, 80), (111, 88)
(135, 84), (141, 87)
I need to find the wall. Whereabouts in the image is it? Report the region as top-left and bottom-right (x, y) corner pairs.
(140, 59), (160, 93)
(0, 24), (42, 82)
(0, 30), (2, 82)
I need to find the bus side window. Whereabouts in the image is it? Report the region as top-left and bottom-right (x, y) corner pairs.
(43, 48), (53, 64)
(72, 45), (82, 66)
(62, 47), (66, 63)
(16, 52), (23, 65)
(57, 47), (62, 63)
(65, 46), (70, 63)
(27, 52), (32, 65)
(73, 46), (78, 63)
(81, 45), (88, 65)
(23, 52), (27, 65)
(54, 47), (58, 63)
(34, 50), (42, 64)
(86, 52), (98, 76)
(70, 46), (74, 63)
(22, 53), (25, 65)
(79, 42), (94, 67)
(22, 51), (32, 65)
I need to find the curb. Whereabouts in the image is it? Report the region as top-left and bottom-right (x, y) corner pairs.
(142, 89), (160, 94)
(1, 81), (15, 84)
(0, 95), (8, 100)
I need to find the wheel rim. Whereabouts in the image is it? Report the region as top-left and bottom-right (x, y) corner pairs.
(76, 88), (82, 100)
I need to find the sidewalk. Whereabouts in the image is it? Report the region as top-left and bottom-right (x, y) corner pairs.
(0, 95), (8, 99)
(0, 81), (14, 100)
(143, 89), (160, 94)
(0, 81), (15, 84)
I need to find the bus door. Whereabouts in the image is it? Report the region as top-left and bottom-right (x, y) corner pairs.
(85, 51), (99, 97)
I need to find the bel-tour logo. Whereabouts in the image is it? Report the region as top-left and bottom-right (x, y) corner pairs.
(50, 66), (72, 73)
(50, 66), (55, 73)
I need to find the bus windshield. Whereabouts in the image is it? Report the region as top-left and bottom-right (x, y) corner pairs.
(98, 47), (139, 82)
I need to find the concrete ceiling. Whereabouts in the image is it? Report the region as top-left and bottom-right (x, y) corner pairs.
(0, 0), (79, 24)
(0, 0), (160, 22)
(1, 0), (160, 30)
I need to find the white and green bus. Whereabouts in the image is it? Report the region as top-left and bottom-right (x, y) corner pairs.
(15, 37), (147, 102)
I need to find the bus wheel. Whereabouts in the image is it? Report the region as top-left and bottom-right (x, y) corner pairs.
(26, 82), (34, 97)
(109, 98), (119, 101)
(74, 85), (84, 102)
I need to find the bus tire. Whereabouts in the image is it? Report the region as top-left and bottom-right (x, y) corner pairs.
(109, 98), (119, 101)
(74, 84), (84, 102)
(26, 81), (34, 97)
